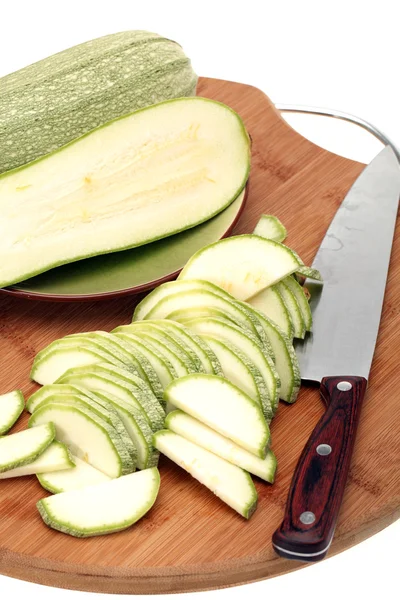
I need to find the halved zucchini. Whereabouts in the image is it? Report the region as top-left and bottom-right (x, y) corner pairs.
(0, 98), (250, 288)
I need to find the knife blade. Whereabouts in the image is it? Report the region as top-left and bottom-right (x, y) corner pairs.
(272, 145), (400, 562)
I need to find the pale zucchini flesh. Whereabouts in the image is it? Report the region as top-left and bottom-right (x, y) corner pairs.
(154, 430), (257, 519)
(112, 331), (176, 387)
(243, 307), (301, 404)
(248, 286), (294, 339)
(37, 467), (160, 537)
(184, 317), (278, 419)
(91, 390), (159, 470)
(178, 235), (302, 300)
(275, 281), (306, 339)
(143, 288), (260, 341)
(0, 442), (74, 479)
(124, 323), (199, 373)
(58, 362), (166, 418)
(47, 371), (158, 469)
(27, 383), (90, 414)
(28, 404), (133, 478)
(125, 321), (207, 373)
(201, 335), (266, 409)
(136, 279), (273, 356)
(253, 214), (287, 243)
(166, 411), (277, 483)
(0, 423), (55, 473)
(120, 330), (192, 378)
(283, 276), (313, 332)
(34, 394), (138, 465)
(38, 456), (110, 494)
(0, 390), (25, 434)
(0, 98), (250, 288)
(30, 341), (124, 385)
(64, 332), (164, 400)
(167, 306), (237, 326)
(165, 374), (270, 458)
(57, 370), (164, 432)
(150, 320), (223, 375)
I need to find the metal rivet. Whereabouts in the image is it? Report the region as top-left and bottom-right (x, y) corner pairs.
(300, 511), (316, 525)
(317, 444), (332, 456)
(337, 381), (352, 391)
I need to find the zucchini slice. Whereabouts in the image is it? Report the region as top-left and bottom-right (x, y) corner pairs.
(0, 390), (25, 434)
(247, 286), (294, 339)
(0, 423), (55, 473)
(200, 335), (270, 414)
(253, 214), (287, 243)
(37, 468), (160, 537)
(38, 456), (110, 494)
(283, 276), (313, 332)
(166, 410), (277, 483)
(0, 441), (74, 479)
(184, 317), (279, 418)
(165, 374), (270, 458)
(178, 235), (302, 300)
(28, 404), (134, 478)
(154, 430), (257, 519)
(274, 281), (306, 339)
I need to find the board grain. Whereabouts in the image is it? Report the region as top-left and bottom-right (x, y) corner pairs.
(0, 77), (398, 594)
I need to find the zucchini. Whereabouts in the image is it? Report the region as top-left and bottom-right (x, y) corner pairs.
(0, 98), (250, 288)
(30, 339), (124, 385)
(184, 317), (279, 418)
(0, 390), (25, 434)
(0, 442), (74, 479)
(29, 404), (133, 478)
(165, 375), (270, 458)
(275, 281), (306, 339)
(253, 215), (287, 243)
(37, 468), (160, 537)
(178, 235), (302, 300)
(34, 393), (138, 466)
(57, 369), (164, 432)
(283, 276), (313, 331)
(248, 286), (294, 339)
(38, 456), (110, 494)
(166, 410), (277, 483)
(154, 430), (257, 519)
(200, 335), (268, 409)
(1, 31), (197, 173)
(0, 423), (55, 473)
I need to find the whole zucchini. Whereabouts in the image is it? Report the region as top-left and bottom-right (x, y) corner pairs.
(0, 31), (197, 174)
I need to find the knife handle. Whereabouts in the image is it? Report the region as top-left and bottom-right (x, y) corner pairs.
(272, 375), (367, 562)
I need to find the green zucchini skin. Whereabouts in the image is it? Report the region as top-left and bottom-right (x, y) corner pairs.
(0, 31), (197, 174)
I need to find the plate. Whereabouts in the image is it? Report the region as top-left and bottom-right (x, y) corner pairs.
(2, 189), (247, 301)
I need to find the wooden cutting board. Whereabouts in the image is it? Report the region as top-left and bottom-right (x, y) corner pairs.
(0, 77), (398, 595)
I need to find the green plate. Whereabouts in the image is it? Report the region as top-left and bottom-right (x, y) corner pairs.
(4, 190), (247, 302)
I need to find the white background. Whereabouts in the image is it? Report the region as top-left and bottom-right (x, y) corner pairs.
(0, 1), (398, 598)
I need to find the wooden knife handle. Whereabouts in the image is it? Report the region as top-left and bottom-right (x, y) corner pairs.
(272, 375), (368, 561)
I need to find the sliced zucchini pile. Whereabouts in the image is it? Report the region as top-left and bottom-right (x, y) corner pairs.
(0, 215), (320, 529)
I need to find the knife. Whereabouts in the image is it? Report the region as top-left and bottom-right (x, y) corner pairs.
(272, 145), (400, 562)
